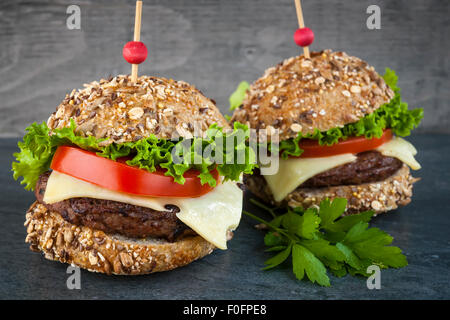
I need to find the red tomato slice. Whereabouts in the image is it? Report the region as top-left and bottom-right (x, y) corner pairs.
(50, 146), (219, 198)
(297, 129), (393, 158)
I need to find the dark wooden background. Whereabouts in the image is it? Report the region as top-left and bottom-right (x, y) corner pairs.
(0, 0), (448, 136)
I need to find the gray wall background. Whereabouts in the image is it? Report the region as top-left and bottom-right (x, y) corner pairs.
(0, 0), (448, 136)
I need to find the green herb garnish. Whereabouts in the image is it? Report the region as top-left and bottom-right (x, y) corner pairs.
(244, 198), (408, 287)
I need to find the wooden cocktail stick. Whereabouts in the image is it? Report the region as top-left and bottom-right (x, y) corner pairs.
(294, 0), (310, 59)
(131, 1), (143, 82)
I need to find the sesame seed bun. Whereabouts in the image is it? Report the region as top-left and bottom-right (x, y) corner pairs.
(231, 50), (394, 141)
(47, 74), (229, 145)
(244, 165), (419, 215)
(25, 202), (216, 275)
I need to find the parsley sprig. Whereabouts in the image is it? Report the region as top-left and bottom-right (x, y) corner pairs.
(244, 198), (408, 286)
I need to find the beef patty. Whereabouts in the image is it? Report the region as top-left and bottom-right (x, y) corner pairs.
(35, 171), (194, 241)
(248, 150), (403, 189)
(300, 150), (403, 188)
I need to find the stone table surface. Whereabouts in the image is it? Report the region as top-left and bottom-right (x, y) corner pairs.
(0, 135), (449, 300)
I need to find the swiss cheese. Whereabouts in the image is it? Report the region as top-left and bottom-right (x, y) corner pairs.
(263, 137), (421, 202)
(263, 153), (357, 202)
(376, 137), (421, 170)
(44, 171), (243, 249)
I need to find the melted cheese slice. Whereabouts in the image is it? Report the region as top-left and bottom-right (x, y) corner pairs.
(264, 153), (357, 202)
(376, 137), (421, 170)
(44, 171), (242, 249)
(263, 137), (421, 202)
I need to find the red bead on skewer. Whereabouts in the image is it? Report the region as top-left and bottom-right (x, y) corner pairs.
(293, 27), (314, 47)
(123, 41), (148, 64)
(293, 0), (312, 59)
(126, 1), (144, 82)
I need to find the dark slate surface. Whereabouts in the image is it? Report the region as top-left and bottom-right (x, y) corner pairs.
(0, 135), (449, 300)
(0, 0), (448, 136)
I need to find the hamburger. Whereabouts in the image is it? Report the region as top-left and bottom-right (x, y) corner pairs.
(231, 50), (423, 214)
(13, 74), (255, 275)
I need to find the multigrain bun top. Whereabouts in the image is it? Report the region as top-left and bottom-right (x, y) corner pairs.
(231, 50), (395, 141)
(47, 74), (229, 144)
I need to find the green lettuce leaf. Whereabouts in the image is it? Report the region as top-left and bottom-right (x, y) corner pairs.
(12, 120), (103, 190)
(12, 120), (257, 191)
(229, 81), (250, 111)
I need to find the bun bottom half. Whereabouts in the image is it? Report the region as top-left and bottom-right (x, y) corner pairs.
(244, 164), (419, 215)
(24, 202), (215, 275)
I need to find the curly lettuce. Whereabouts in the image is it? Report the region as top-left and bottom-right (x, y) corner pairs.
(12, 120), (256, 191)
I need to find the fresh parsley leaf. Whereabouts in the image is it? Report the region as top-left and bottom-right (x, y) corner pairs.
(329, 265), (348, 278)
(244, 197), (408, 286)
(342, 222), (408, 268)
(335, 242), (364, 270)
(263, 244), (292, 270)
(300, 238), (346, 270)
(318, 198), (347, 231)
(265, 246), (288, 252)
(292, 244), (330, 287)
(318, 198), (374, 233)
(329, 211), (374, 233)
(264, 232), (285, 247)
(296, 208), (321, 240)
(281, 210), (303, 236)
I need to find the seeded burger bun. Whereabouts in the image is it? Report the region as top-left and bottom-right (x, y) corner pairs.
(231, 50), (393, 139)
(25, 75), (231, 275)
(47, 74), (229, 142)
(232, 50), (418, 214)
(26, 203), (215, 275)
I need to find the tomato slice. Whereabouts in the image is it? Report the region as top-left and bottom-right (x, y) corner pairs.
(50, 146), (219, 198)
(297, 129), (393, 158)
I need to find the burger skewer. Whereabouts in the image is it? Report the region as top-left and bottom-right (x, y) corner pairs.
(123, 1), (148, 83)
(131, 0), (142, 82)
(293, 0), (314, 59)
